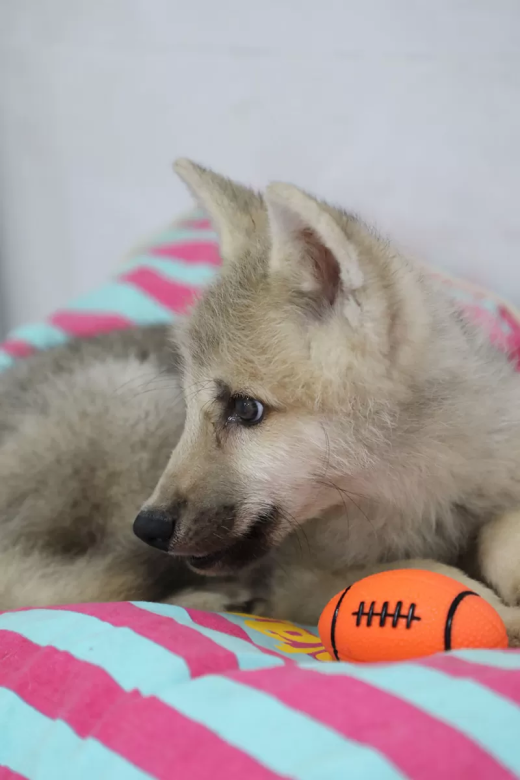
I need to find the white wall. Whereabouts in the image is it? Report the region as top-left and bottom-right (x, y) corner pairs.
(0, 0), (519, 331)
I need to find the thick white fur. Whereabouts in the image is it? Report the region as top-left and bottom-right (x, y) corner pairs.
(150, 160), (520, 644)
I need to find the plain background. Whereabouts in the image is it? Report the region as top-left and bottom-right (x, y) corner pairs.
(0, 1), (519, 333)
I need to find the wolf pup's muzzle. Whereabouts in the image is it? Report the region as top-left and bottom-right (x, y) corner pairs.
(133, 503), (280, 574)
(133, 508), (177, 551)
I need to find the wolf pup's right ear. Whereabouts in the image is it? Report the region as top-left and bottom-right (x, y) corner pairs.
(174, 159), (266, 264)
(265, 183), (364, 325)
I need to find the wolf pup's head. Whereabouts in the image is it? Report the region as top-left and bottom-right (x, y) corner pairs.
(134, 160), (438, 574)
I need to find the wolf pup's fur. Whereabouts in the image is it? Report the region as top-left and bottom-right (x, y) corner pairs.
(1, 160), (520, 643)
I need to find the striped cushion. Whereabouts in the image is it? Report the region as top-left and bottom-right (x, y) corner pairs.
(0, 210), (217, 369)
(1, 208), (520, 369)
(1, 209), (520, 778)
(0, 605), (520, 778)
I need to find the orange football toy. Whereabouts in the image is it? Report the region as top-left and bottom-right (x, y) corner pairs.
(318, 569), (508, 663)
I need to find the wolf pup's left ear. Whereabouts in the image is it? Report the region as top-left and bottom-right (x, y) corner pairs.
(265, 183), (364, 321)
(174, 159), (266, 264)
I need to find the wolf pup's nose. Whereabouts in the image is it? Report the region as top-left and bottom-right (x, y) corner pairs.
(133, 509), (174, 551)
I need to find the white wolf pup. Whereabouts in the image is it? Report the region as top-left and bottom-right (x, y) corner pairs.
(136, 160), (520, 642)
(1, 159), (519, 643)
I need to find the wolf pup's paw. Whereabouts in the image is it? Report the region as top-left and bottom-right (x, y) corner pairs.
(501, 606), (520, 648)
(162, 584), (267, 615)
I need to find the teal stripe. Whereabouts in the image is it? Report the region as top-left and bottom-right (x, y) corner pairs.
(222, 612), (323, 663)
(448, 287), (483, 305)
(453, 648), (520, 670)
(134, 602), (284, 671)
(310, 661), (520, 775)
(120, 255), (216, 286)
(177, 206), (209, 221)
(0, 351), (15, 371)
(152, 227), (217, 245)
(0, 608), (402, 778)
(7, 322), (68, 349)
(453, 289), (499, 313)
(449, 288), (506, 320)
(0, 608), (190, 694)
(156, 675), (403, 780)
(0, 688), (152, 780)
(70, 282), (175, 324)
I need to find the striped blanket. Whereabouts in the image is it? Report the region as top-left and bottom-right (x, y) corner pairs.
(1, 210), (520, 778)
(1, 605), (520, 778)
(1, 209), (520, 366)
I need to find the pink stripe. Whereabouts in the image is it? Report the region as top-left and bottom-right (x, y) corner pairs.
(186, 609), (257, 640)
(499, 304), (520, 335)
(152, 241), (221, 266)
(226, 665), (515, 780)
(495, 305), (520, 369)
(0, 630), (278, 780)
(0, 767), (29, 780)
(50, 311), (133, 337)
(461, 304), (510, 349)
(508, 346), (520, 371)
(420, 654), (520, 706)
(178, 218), (213, 230)
(50, 602), (241, 678)
(0, 339), (34, 358)
(121, 268), (199, 312)
(185, 610), (289, 662)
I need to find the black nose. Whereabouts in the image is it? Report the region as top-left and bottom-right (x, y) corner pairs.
(133, 509), (175, 551)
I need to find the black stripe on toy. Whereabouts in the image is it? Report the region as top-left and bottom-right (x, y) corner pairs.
(330, 587), (351, 660)
(444, 590), (477, 651)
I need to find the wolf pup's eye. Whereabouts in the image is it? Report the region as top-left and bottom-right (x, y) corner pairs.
(232, 395), (264, 426)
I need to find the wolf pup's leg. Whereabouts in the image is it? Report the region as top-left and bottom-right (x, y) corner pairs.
(163, 581), (266, 614)
(478, 510), (520, 608)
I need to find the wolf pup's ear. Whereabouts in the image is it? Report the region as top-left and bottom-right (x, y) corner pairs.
(174, 159), (266, 263)
(265, 183), (364, 320)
